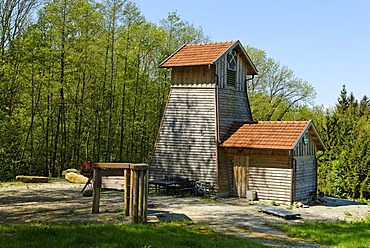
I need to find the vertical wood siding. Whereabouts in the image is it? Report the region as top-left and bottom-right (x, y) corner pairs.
(233, 155), (249, 197)
(294, 156), (316, 202)
(215, 52), (248, 90)
(294, 134), (317, 156)
(150, 87), (217, 185)
(171, 66), (215, 85)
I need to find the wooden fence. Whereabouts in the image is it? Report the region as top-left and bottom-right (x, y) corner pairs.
(91, 163), (149, 224)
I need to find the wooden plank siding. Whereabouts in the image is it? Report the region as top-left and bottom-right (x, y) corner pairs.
(218, 88), (253, 142)
(293, 156), (317, 202)
(233, 155), (249, 197)
(217, 147), (232, 196)
(249, 166), (292, 202)
(292, 133), (318, 202)
(248, 154), (292, 201)
(223, 148), (292, 201)
(101, 176), (125, 190)
(171, 66), (215, 85)
(293, 134), (317, 156)
(215, 52), (248, 90)
(150, 87), (217, 185)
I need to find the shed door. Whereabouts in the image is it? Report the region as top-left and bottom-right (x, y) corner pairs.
(233, 155), (249, 197)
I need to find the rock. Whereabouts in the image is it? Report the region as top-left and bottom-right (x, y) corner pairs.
(62, 169), (80, 178)
(65, 172), (88, 184)
(16, 175), (49, 183)
(293, 201), (304, 208)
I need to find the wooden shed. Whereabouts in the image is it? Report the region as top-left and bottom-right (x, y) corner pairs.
(220, 121), (325, 202)
(150, 40), (325, 202)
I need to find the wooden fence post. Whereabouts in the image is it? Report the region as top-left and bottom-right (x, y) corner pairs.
(130, 164), (149, 224)
(92, 168), (101, 214)
(124, 169), (131, 216)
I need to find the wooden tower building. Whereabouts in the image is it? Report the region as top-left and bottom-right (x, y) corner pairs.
(150, 41), (256, 190)
(150, 40), (325, 202)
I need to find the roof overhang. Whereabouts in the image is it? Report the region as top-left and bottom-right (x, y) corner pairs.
(158, 40), (258, 75)
(293, 120), (326, 151)
(220, 120), (326, 152)
(214, 40), (258, 75)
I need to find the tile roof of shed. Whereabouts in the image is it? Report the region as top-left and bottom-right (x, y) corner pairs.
(221, 120), (325, 150)
(160, 41), (234, 67)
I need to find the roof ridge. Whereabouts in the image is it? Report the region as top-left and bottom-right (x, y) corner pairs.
(186, 40), (235, 46)
(258, 120), (309, 123)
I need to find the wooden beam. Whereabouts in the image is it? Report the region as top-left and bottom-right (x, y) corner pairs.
(92, 163), (131, 169)
(124, 169), (131, 217)
(92, 168), (101, 214)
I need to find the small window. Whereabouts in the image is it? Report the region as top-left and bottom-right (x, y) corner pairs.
(303, 131), (309, 145)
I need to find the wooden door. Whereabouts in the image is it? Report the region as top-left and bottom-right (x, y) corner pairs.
(233, 155), (249, 198)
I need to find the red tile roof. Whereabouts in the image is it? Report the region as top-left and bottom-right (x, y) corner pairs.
(160, 41), (235, 67)
(221, 121), (312, 150)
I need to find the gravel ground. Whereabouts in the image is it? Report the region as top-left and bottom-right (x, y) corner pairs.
(0, 179), (369, 247)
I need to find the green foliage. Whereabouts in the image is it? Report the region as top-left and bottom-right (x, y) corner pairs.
(246, 46), (316, 121)
(0, 222), (267, 248)
(318, 85), (370, 199)
(0, 0), (209, 180)
(245, 48), (370, 200)
(0, 0), (368, 203)
(279, 217), (370, 247)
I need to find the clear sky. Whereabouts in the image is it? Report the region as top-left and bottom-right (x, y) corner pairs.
(136, 0), (370, 107)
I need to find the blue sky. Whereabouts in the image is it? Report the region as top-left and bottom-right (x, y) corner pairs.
(136, 0), (370, 107)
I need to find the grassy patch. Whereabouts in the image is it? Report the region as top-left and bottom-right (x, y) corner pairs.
(0, 181), (28, 187)
(0, 221), (268, 248)
(278, 217), (370, 247)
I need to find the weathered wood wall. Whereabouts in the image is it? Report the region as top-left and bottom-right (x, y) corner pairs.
(293, 132), (318, 202)
(294, 156), (316, 202)
(215, 52), (248, 90)
(233, 155), (249, 197)
(101, 176), (125, 190)
(217, 147), (232, 196)
(223, 148), (292, 201)
(171, 66), (215, 85)
(249, 166), (292, 202)
(293, 134), (317, 156)
(150, 86), (217, 185)
(217, 88), (252, 142)
(248, 155), (292, 202)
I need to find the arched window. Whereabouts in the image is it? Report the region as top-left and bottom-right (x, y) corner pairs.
(227, 50), (237, 88)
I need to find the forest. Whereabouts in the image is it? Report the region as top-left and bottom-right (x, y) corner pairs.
(0, 0), (369, 200)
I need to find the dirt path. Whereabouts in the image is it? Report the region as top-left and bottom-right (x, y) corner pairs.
(1, 179), (369, 247)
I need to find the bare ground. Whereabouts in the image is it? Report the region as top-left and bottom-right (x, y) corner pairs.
(0, 179), (369, 247)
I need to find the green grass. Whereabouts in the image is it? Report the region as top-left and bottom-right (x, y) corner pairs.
(278, 217), (370, 247)
(0, 221), (268, 248)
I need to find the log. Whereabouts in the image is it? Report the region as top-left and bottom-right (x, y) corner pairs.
(16, 175), (49, 183)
